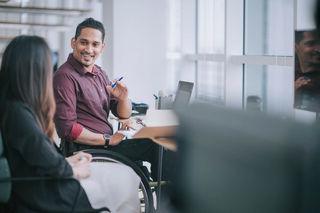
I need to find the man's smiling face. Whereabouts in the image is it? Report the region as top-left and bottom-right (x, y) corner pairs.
(71, 27), (105, 72)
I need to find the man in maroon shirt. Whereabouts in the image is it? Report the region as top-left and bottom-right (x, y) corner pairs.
(53, 18), (158, 180)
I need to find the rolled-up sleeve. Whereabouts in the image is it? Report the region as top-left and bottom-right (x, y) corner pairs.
(53, 73), (80, 141)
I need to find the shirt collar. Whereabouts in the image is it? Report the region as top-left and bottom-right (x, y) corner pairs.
(67, 54), (99, 76)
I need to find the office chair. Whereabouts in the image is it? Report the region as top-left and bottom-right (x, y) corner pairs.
(0, 132), (109, 213)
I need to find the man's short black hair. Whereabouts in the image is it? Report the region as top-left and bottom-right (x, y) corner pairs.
(295, 31), (304, 44)
(75, 17), (105, 41)
(295, 30), (318, 44)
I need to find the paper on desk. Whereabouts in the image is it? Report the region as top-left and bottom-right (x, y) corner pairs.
(143, 110), (179, 127)
(117, 129), (137, 139)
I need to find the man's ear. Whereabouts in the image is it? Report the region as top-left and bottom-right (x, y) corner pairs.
(101, 42), (106, 51)
(71, 37), (76, 49)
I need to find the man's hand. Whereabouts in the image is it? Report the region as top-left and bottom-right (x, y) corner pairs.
(109, 132), (126, 146)
(107, 82), (129, 101)
(295, 76), (312, 90)
(119, 119), (135, 130)
(107, 80), (132, 118)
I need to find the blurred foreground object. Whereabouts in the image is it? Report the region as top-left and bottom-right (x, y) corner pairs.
(171, 103), (320, 213)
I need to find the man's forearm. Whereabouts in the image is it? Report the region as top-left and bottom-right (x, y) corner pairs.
(75, 128), (105, 146)
(74, 128), (124, 146)
(117, 98), (132, 118)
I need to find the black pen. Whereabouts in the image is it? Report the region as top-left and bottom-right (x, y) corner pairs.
(153, 94), (158, 99)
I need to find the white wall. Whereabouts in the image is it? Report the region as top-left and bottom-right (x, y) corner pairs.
(296, 0), (316, 30)
(103, 0), (168, 108)
(59, 1), (103, 67)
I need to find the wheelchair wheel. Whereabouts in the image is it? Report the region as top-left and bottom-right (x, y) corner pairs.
(83, 149), (155, 213)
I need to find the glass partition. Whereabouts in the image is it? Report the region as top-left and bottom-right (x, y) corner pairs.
(197, 61), (224, 104)
(244, 64), (293, 116)
(245, 0), (294, 56)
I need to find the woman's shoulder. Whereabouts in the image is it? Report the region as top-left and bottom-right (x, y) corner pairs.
(7, 100), (31, 112)
(1, 100), (41, 142)
(5, 100), (36, 121)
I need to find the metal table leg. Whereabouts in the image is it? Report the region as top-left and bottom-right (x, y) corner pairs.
(156, 146), (164, 212)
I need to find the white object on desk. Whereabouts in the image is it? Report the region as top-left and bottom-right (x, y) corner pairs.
(117, 129), (137, 139)
(143, 109), (178, 127)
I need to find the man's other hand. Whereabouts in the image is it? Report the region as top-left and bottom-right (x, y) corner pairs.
(109, 132), (126, 146)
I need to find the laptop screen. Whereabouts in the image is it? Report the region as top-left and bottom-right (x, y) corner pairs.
(173, 81), (194, 109)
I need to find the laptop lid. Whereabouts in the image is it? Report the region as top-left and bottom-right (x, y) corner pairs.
(173, 81), (194, 109)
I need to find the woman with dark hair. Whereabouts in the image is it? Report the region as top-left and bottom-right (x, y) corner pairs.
(0, 35), (140, 212)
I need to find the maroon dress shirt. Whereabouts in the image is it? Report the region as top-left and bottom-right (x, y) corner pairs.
(53, 54), (118, 141)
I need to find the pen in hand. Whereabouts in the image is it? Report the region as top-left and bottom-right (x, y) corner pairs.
(153, 94), (158, 100)
(112, 76), (124, 88)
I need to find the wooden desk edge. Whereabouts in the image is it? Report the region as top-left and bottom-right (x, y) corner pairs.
(152, 138), (177, 151)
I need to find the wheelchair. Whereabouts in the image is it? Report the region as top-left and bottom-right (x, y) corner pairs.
(60, 140), (156, 213)
(0, 132), (156, 212)
(84, 149), (155, 213)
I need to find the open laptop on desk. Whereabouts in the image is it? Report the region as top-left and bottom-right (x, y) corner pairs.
(172, 81), (194, 109)
(157, 80), (194, 110)
(121, 81), (193, 150)
(137, 80), (193, 128)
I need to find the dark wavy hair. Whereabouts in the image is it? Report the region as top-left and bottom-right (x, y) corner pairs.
(75, 17), (105, 41)
(0, 35), (56, 140)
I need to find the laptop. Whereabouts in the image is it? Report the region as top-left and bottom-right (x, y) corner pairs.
(172, 81), (194, 109)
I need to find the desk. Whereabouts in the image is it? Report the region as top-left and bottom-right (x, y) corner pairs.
(152, 138), (177, 151)
(133, 126), (177, 151)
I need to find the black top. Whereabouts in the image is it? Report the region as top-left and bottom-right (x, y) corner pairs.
(1, 101), (92, 212)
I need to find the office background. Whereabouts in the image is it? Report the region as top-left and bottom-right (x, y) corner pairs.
(0, 0), (317, 122)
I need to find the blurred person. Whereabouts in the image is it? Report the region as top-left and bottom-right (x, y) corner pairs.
(53, 17), (161, 180)
(294, 30), (320, 111)
(295, 30), (320, 75)
(0, 35), (140, 212)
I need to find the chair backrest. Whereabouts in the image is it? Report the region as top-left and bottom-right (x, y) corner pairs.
(0, 131), (11, 203)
